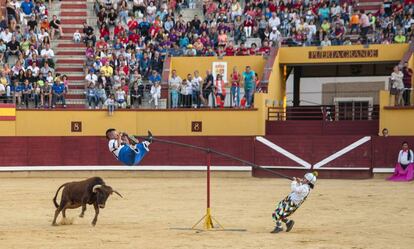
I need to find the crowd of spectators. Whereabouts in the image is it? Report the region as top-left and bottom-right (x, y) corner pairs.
(3, 1), (414, 108)
(0, 0), (67, 108)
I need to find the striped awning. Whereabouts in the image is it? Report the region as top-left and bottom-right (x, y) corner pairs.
(0, 104), (16, 121)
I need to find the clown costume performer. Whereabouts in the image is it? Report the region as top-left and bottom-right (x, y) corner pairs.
(271, 172), (317, 233)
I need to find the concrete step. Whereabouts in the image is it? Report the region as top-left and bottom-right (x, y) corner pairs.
(61, 19), (87, 25)
(56, 47), (86, 52)
(66, 75), (85, 81)
(61, 3), (87, 9)
(66, 94), (84, 99)
(62, 27), (84, 33)
(57, 59), (85, 64)
(61, 0), (87, 2)
(57, 43), (86, 48)
(61, 12), (87, 17)
(68, 89), (85, 94)
(56, 67), (84, 73)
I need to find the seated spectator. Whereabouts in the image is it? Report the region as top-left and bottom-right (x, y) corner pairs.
(0, 39), (6, 62)
(40, 43), (55, 68)
(83, 23), (96, 46)
(86, 82), (98, 109)
(148, 70), (161, 85)
(52, 79), (66, 108)
(49, 15), (63, 40)
(115, 86), (126, 108)
(20, 0), (34, 25)
(388, 142), (414, 181)
(96, 83), (107, 108)
(73, 30), (81, 43)
(130, 82), (143, 108)
(5, 35), (20, 63)
(104, 94), (116, 116)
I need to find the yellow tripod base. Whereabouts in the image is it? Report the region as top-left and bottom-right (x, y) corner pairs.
(192, 208), (223, 230)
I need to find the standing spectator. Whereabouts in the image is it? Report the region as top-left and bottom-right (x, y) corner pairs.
(387, 141), (414, 181)
(242, 66), (256, 108)
(49, 15), (64, 40)
(202, 70), (214, 107)
(52, 79), (66, 108)
(169, 69), (182, 108)
(180, 79), (192, 108)
(149, 82), (161, 108)
(350, 10), (360, 34)
(359, 10), (370, 42)
(230, 66), (241, 107)
(191, 70), (202, 108)
(402, 62), (413, 106)
(390, 65), (405, 106)
(214, 74), (226, 108)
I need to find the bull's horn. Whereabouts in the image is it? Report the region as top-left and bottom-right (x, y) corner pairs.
(92, 184), (103, 192)
(112, 190), (123, 198)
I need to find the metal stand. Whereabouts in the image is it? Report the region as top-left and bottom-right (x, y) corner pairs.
(190, 151), (224, 230)
(136, 135), (295, 232)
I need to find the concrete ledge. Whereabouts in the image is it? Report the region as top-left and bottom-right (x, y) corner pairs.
(0, 170), (252, 178)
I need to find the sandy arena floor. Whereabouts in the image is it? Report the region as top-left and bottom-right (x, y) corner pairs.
(0, 176), (413, 249)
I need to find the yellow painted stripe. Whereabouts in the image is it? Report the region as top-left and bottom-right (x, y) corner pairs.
(0, 108), (16, 116)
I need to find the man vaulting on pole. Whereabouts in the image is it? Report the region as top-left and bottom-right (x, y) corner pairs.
(106, 129), (153, 166)
(271, 172), (318, 233)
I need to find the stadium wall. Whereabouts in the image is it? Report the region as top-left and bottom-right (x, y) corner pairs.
(0, 96), (268, 136)
(379, 91), (414, 136)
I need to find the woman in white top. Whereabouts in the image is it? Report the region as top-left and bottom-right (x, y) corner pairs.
(390, 65), (404, 106)
(149, 82), (161, 108)
(387, 141), (414, 181)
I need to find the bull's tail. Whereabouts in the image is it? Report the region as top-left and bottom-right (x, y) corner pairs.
(53, 183), (66, 208)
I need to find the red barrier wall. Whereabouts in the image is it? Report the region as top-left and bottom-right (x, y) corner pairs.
(1, 136), (413, 179)
(0, 137), (254, 166)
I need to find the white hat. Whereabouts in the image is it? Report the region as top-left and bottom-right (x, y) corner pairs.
(304, 172), (318, 185)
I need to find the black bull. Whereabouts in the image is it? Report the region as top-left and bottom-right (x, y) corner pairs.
(52, 177), (122, 226)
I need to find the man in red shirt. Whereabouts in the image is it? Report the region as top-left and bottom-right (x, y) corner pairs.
(128, 29), (140, 43)
(114, 22), (125, 38)
(127, 16), (138, 31)
(96, 38), (108, 50)
(258, 40), (271, 55)
(237, 42), (249, 56)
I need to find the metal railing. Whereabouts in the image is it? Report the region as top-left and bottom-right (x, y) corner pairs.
(268, 105), (380, 121)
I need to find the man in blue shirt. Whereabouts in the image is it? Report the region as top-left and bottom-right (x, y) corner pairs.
(21, 0), (34, 24)
(242, 66), (256, 108)
(52, 80), (66, 108)
(148, 70), (161, 85)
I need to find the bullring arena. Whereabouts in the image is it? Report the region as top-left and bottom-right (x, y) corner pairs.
(2, 0), (414, 248)
(0, 177), (413, 249)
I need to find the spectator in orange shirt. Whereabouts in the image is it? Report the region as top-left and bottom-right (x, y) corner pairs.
(40, 16), (50, 32)
(350, 10), (360, 34)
